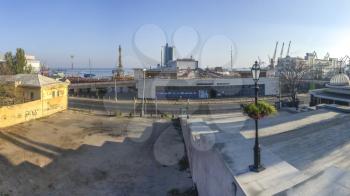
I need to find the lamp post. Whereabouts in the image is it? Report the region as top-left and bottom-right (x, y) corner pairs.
(186, 98), (190, 119)
(114, 78), (118, 102)
(249, 61), (265, 172)
(141, 68), (146, 117)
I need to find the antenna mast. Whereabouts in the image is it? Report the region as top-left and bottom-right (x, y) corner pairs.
(230, 45), (233, 71)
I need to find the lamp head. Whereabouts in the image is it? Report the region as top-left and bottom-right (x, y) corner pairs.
(251, 61), (261, 82)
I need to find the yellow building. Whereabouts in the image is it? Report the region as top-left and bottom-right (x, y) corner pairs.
(0, 74), (69, 127)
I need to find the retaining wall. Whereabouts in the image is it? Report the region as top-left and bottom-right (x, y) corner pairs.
(180, 118), (245, 196)
(0, 96), (67, 128)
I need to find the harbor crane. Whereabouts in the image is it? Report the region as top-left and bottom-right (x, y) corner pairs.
(286, 41), (291, 57)
(324, 52), (330, 60)
(280, 42), (285, 58)
(269, 41), (278, 69)
(340, 55), (350, 72)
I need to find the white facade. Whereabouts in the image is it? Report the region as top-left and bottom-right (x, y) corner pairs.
(25, 55), (41, 73)
(167, 58), (198, 70)
(136, 77), (278, 99)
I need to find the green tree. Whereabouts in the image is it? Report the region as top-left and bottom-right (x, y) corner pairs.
(3, 52), (14, 74)
(24, 64), (33, 74)
(14, 48), (27, 74)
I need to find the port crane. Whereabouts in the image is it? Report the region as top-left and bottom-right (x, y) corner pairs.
(286, 41), (291, 57)
(339, 55), (350, 73)
(269, 41), (279, 69)
(279, 42), (285, 58)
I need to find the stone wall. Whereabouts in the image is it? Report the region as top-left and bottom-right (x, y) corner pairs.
(180, 118), (245, 196)
(0, 86), (68, 128)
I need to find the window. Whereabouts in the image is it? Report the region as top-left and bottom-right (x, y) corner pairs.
(52, 91), (56, 98)
(57, 91), (60, 96)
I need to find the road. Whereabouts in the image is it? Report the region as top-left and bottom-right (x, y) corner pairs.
(69, 94), (310, 115)
(68, 97), (244, 115)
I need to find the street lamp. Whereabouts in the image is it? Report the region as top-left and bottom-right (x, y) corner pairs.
(141, 68), (146, 117)
(114, 77), (118, 102)
(249, 61), (265, 172)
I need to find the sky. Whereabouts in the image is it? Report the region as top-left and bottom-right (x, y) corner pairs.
(1, 0), (350, 69)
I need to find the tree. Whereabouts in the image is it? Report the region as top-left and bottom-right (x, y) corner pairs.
(24, 64), (33, 74)
(1, 52), (14, 75)
(278, 57), (309, 105)
(13, 48), (27, 74)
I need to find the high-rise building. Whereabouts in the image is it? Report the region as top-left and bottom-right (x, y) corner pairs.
(163, 43), (173, 66)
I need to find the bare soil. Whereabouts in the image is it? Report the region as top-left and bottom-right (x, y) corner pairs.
(0, 110), (192, 196)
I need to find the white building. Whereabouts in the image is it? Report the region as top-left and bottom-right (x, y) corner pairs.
(136, 77), (278, 99)
(310, 73), (350, 106)
(277, 53), (341, 79)
(167, 58), (198, 70)
(25, 55), (41, 73)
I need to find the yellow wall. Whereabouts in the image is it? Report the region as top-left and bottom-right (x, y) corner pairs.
(0, 83), (68, 128)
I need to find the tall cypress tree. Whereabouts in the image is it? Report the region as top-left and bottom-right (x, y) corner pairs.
(14, 48), (27, 74)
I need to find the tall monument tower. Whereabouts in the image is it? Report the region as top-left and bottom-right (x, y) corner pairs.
(116, 45), (124, 78)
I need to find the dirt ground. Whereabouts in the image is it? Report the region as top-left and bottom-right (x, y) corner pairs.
(0, 110), (192, 196)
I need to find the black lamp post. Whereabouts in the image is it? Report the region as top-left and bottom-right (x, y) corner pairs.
(249, 61), (265, 172)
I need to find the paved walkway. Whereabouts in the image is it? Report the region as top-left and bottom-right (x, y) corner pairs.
(188, 109), (350, 195)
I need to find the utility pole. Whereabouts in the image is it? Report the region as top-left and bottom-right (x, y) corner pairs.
(133, 97), (136, 116)
(141, 69), (146, 117)
(114, 78), (118, 102)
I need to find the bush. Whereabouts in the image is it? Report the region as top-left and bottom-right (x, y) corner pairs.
(243, 101), (277, 120)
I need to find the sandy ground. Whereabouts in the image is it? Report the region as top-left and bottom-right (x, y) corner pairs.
(0, 110), (192, 195)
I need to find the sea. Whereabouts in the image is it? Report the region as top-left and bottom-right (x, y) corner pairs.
(50, 68), (134, 78)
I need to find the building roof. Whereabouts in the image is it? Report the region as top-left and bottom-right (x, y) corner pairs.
(0, 74), (67, 87)
(330, 73), (350, 86)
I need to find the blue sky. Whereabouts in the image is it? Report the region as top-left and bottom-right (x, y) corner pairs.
(1, 0), (350, 69)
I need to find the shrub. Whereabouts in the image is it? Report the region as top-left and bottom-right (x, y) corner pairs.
(243, 101), (277, 120)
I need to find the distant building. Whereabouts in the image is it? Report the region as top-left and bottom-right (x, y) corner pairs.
(232, 68), (268, 78)
(310, 72), (350, 106)
(163, 43), (174, 66)
(277, 53), (341, 79)
(0, 53), (5, 67)
(134, 58), (199, 80)
(25, 55), (41, 73)
(167, 58), (198, 70)
(136, 77), (278, 99)
(0, 74), (69, 127)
